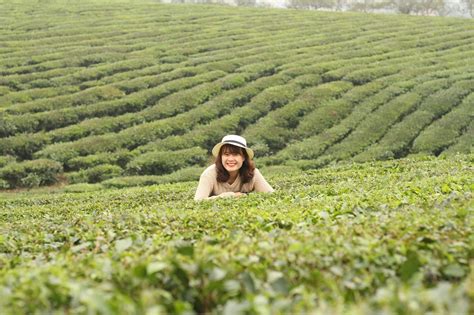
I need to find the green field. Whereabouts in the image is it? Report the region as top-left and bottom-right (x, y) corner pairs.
(1, 156), (473, 313)
(0, 1), (473, 313)
(0, 0), (473, 189)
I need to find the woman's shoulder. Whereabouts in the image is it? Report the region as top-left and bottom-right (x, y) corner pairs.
(201, 164), (217, 177)
(248, 168), (263, 182)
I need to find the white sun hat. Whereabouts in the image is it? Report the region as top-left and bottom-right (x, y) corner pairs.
(211, 135), (254, 159)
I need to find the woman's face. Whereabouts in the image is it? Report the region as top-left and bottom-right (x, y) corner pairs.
(221, 146), (245, 173)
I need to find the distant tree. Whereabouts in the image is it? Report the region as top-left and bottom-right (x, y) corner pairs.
(169, 0), (231, 4)
(463, 0), (473, 16)
(351, 0), (392, 12)
(288, 0), (340, 10)
(236, 0), (257, 6)
(351, 0), (373, 12)
(417, 0), (445, 15)
(392, 0), (418, 14)
(390, 0), (445, 15)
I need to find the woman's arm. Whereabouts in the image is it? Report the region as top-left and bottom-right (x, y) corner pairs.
(195, 185), (242, 200)
(207, 192), (241, 199)
(194, 173), (214, 201)
(195, 175), (245, 201)
(253, 169), (274, 193)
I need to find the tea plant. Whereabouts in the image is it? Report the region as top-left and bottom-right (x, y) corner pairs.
(0, 0), (472, 189)
(0, 155), (472, 314)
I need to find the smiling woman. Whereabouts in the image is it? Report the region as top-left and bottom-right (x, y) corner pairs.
(194, 135), (274, 200)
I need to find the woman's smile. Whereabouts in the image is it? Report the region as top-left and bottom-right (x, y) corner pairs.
(222, 152), (244, 172)
(225, 161), (238, 168)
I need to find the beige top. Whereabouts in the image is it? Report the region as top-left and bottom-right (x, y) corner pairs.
(194, 164), (274, 200)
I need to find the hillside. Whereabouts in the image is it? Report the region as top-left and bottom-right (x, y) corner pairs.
(1, 156), (472, 313)
(0, 0), (473, 189)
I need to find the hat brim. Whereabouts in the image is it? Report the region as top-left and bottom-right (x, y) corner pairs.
(212, 142), (254, 160)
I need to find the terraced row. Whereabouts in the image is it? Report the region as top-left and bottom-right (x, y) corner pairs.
(0, 1), (472, 188)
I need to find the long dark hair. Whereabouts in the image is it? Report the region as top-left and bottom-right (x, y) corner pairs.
(215, 144), (255, 183)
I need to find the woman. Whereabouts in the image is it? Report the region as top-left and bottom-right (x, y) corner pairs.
(194, 135), (274, 200)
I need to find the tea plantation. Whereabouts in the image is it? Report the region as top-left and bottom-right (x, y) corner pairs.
(0, 0), (473, 189)
(1, 155), (473, 314)
(0, 1), (473, 313)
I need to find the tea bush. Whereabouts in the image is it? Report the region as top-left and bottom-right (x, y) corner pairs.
(0, 155), (472, 313)
(66, 164), (123, 184)
(0, 158), (62, 187)
(0, 0), (473, 189)
(66, 149), (136, 171)
(126, 147), (208, 175)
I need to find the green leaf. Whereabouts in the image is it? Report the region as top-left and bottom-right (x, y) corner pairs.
(271, 277), (290, 295)
(115, 238), (133, 253)
(241, 272), (256, 293)
(223, 300), (250, 315)
(224, 280), (240, 294)
(176, 242), (194, 257)
(399, 250), (421, 282)
(147, 262), (168, 275)
(417, 236), (436, 244)
(443, 264), (465, 278)
(267, 270), (283, 282)
(209, 267), (226, 281)
(268, 270), (289, 294)
(441, 184), (451, 194)
(71, 242), (91, 253)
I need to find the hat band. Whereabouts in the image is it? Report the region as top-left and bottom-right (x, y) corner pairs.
(223, 140), (247, 148)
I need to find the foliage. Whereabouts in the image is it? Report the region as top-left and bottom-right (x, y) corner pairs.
(66, 164), (123, 184)
(62, 183), (104, 193)
(0, 155), (15, 168)
(0, 156), (472, 313)
(66, 149), (136, 171)
(288, 0), (453, 16)
(125, 147), (208, 175)
(0, 0), (473, 188)
(0, 159), (62, 188)
(102, 166), (203, 188)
